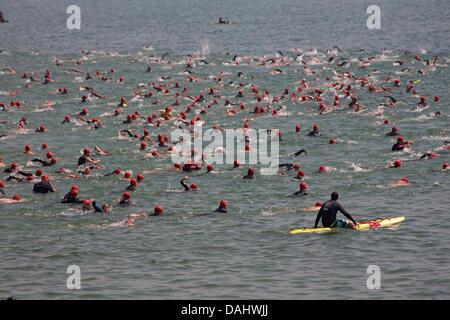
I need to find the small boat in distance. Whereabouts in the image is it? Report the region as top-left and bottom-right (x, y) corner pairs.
(214, 17), (231, 25)
(0, 11), (9, 23)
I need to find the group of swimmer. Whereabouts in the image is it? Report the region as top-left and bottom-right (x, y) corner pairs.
(0, 44), (448, 230)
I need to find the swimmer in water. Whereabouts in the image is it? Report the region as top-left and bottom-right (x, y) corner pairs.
(389, 160), (403, 168)
(32, 175), (56, 193)
(150, 206), (164, 216)
(78, 148), (100, 166)
(304, 201), (323, 211)
(61, 186), (83, 203)
(215, 200), (227, 213)
(314, 192), (358, 229)
(116, 192), (132, 206)
(292, 182), (308, 197)
(125, 179), (138, 191)
(307, 125), (321, 137)
(104, 168), (121, 176)
(392, 136), (413, 151)
(243, 167), (255, 179)
(100, 213), (147, 228)
(386, 126), (400, 136)
(92, 200), (109, 213)
(394, 178), (409, 186)
(180, 176), (197, 191)
(420, 152), (440, 159)
(0, 181), (5, 196)
(31, 157), (57, 167)
(0, 195), (22, 203)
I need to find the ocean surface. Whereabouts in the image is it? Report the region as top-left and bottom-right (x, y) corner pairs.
(0, 0), (449, 299)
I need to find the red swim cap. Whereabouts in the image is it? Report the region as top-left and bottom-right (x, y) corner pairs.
(12, 195), (21, 201)
(207, 165), (213, 172)
(41, 175), (49, 181)
(420, 96), (425, 102)
(50, 158), (56, 165)
(190, 183), (197, 189)
(123, 192), (131, 200)
(154, 206), (163, 215)
(124, 172), (132, 178)
(384, 119), (390, 124)
(394, 160), (403, 167)
(140, 142), (147, 149)
(36, 169), (43, 176)
(220, 200), (227, 208)
(319, 166), (326, 172)
(234, 160), (240, 167)
(83, 148), (90, 155)
(443, 163), (449, 169)
(115, 169), (121, 174)
(329, 138), (336, 144)
(293, 164), (300, 170)
(130, 179), (137, 186)
(401, 178), (409, 183)
(313, 125), (319, 131)
(315, 201), (322, 207)
(392, 126), (398, 132)
(397, 136), (404, 142)
(248, 167), (254, 175)
(297, 170), (304, 177)
(25, 145), (31, 151)
(435, 96), (440, 101)
(300, 182), (307, 190)
(296, 125), (301, 132)
(11, 163), (18, 169)
(46, 152), (53, 159)
(0, 181), (4, 188)
(27, 176), (34, 181)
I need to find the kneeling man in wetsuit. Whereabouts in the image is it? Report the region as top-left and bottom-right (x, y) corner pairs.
(314, 192), (358, 230)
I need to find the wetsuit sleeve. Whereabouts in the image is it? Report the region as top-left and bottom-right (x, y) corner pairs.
(32, 159), (45, 165)
(180, 179), (190, 191)
(18, 171), (33, 177)
(314, 206), (323, 228)
(337, 203), (356, 223)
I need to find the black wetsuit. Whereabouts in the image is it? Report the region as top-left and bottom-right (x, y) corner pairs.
(214, 207), (227, 213)
(32, 158), (53, 166)
(308, 130), (321, 137)
(279, 163), (295, 171)
(61, 192), (83, 204)
(243, 174), (254, 179)
(314, 199), (356, 228)
(392, 143), (406, 151)
(33, 182), (54, 193)
(125, 184), (137, 191)
(78, 156), (87, 166)
(180, 179), (191, 191)
(386, 131), (400, 136)
(292, 190), (308, 197)
(118, 199), (131, 206)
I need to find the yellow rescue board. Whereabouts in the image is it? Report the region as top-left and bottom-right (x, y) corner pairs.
(290, 216), (405, 234)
